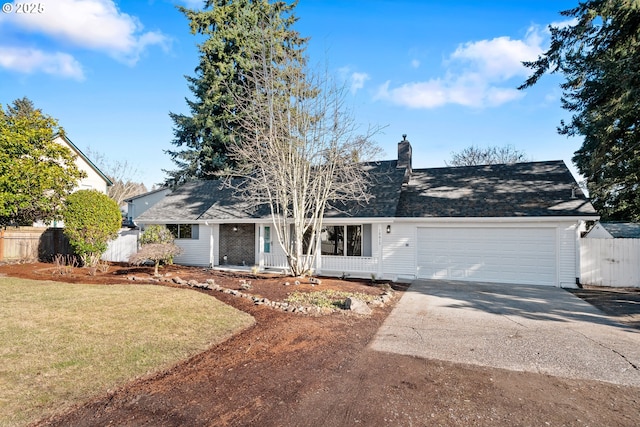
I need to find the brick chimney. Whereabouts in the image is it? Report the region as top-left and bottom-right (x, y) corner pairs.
(397, 134), (412, 183)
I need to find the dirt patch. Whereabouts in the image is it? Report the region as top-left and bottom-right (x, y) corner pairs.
(0, 262), (638, 426)
(568, 285), (640, 329)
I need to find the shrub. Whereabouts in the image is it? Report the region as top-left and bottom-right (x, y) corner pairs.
(63, 190), (121, 266)
(129, 243), (183, 276)
(139, 224), (175, 245)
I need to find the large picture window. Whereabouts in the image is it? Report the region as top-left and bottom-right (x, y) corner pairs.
(320, 225), (362, 256)
(167, 224), (198, 239)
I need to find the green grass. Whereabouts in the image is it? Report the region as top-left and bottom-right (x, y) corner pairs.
(286, 289), (377, 309)
(0, 277), (255, 427)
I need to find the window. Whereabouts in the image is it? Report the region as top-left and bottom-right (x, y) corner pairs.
(264, 226), (271, 253)
(320, 225), (362, 256)
(167, 224), (198, 239)
(346, 225), (362, 256)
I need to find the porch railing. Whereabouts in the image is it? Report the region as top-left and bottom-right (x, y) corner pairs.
(263, 253), (377, 274)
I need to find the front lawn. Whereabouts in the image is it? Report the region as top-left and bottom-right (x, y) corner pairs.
(0, 278), (254, 426)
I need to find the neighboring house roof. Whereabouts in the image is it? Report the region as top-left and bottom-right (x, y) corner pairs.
(598, 222), (640, 238)
(124, 187), (170, 203)
(396, 161), (597, 218)
(55, 133), (113, 187)
(138, 157), (597, 223)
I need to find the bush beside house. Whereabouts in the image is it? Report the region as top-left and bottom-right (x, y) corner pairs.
(63, 190), (121, 267)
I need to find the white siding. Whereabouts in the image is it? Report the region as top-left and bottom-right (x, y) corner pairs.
(584, 223), (614, 239)
(558, 223), (579, 287)
(381, 223), (416, 279)
(128, 189), (170, 221)
(55, 136), (109, 193)
(174, 225), (213, 267)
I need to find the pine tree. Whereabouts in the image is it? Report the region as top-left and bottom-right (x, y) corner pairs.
(520, 0), (640, 220)
(165, 0), (307, 186)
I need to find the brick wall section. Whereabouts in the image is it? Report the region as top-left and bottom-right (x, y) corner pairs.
(219, 224), (255, 266)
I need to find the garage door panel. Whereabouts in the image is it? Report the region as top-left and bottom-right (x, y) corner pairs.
(417, 227), (557, 286)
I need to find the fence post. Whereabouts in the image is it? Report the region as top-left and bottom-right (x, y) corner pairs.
(0, 228), (4, 261)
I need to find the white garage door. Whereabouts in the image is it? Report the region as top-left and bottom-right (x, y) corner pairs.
(417, 227), (557, 286)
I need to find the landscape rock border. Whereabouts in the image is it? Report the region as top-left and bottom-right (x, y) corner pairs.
(126, 275), (394, 316)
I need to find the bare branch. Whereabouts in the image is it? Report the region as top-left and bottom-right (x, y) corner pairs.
(223, 24), (381, 276)
(84, 148), (148, 205)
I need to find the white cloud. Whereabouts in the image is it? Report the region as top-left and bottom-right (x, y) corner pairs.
(548, 18), (578, 31)
(338, 66), (370, 94)
(411, 59), (420, 68)
(376, 25), (545, 109)
(350, 72), (369, 93)
(0, 46), (84, 80)
(0, 0), (170, 65)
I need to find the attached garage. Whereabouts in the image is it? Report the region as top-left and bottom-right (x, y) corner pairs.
(416, 227), (557, 286)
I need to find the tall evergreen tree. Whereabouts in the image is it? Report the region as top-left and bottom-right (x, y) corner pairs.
(165, 0), (307, 186)
(520, 0), (640, 221)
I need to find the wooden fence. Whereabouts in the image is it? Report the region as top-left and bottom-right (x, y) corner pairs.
(580, 238), (640, 287)
(0, 227), (72, 262)
(0, 227), (138, 263)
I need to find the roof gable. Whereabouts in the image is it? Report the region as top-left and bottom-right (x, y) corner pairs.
(55, 133), (113, 187)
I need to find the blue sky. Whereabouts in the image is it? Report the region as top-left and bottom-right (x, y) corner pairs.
(0, 0), (579, 188)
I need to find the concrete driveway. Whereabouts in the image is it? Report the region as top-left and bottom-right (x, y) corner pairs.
(371, 280), (640, 387)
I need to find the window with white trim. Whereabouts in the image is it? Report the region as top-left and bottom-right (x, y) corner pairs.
(167, 224), (199, 239)
(320, 225), (362, 256)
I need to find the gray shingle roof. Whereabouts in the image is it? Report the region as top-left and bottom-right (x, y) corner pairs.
(138, 161), (406, 222)
(396, 160), (598, 218)
(138, 159), (598, 222)
(600, 222), (640, 238)
(137, 179), (269, 222)
(324, 160), (406, 218)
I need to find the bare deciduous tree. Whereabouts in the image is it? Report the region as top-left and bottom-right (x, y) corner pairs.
(84, 148), (149, 205)
(227, 31), (381, 277)
(446, 145), (530, 167)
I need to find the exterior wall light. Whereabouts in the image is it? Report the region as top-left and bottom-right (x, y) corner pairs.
(386, 225), (391, 234)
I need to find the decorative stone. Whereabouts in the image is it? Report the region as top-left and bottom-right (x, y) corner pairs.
(345, 297), (372, 315)
(172, 277), (185, 284)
